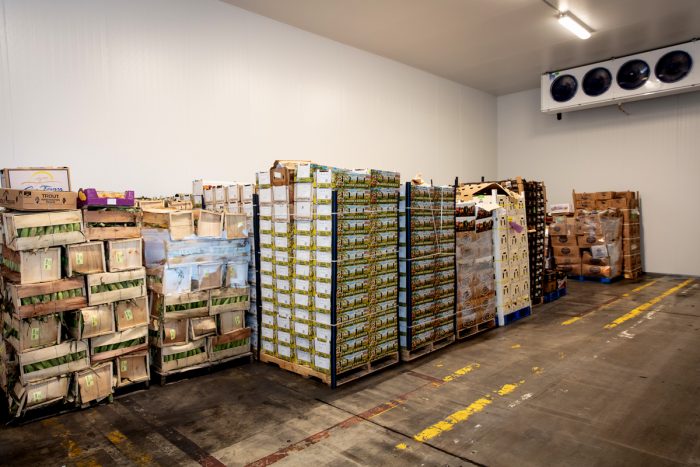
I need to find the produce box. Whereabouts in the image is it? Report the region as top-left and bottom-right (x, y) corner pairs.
(18, 340), (90, 384)
(151, 339), (208, 373)
(10, 375), (70, 417)
(65, 241), (106, 276)
(1, 167), (71, 191)
(0, 188), (78, 211)
(3, 313), (61, 352)
(146, 265), (192, 295)
(149, 318), (188, 347)
(150, 291), (209, 320)
(65, 305), (115, 340)
(224, 261), (249, 288)
(216, 310), (245, 334)
(191, 263), (223, 291)
(2, 210), (85, 251)
(168, 200), (193, 210)
(82, 208), (142, 241)
(189, 316), (217, 340)
(87, 268), (146, 306)
(137, 199), (165, 209)
(1, 246), (62, 284)
(209, 287), (249, 315)
(209, 328), (251, 361)
(78, 189), (135, 208)
(196, 210), (223, 238)
(114, 296), (149, 331)
(115, 352), (150, 387)
(224, 212), (247, 239)
(142, 209), (194, 240)
(6, 277), (87, 319)
(106, 238), (142, 272)
(74, 361), (113, 404)
(90, 326), (148, 362)
(142, 229), (249, 266)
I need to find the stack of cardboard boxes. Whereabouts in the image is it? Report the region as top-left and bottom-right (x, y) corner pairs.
(0, 167), (116, 416)
(455, 197), (497, 336)
(398, 183), (456, 357)
(143, 202), (251, 380)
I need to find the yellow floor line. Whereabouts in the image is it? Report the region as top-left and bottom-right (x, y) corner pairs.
(562, 279), (659, 326)
(604, 279), (694, 329)
(399, 381), (525, 447)
(442, 363), (480, 383)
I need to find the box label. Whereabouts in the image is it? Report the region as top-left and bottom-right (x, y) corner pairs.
(75, 252), (84, 265)
(43, 258), (53, 270)
(32, 390), (45, 403)
(115, 251), (125, 263)
(85, 374), (94, 387)
(31, 327), (40, 340)
(124, 309), (133, 321)
(120, 360), (128, 372)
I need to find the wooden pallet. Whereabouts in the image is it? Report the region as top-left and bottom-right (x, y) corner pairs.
(335, 352), (400, 387)
(400, 334), (456, 362)
(152, 352), (252, 386)
(259, 352), (331, 385)
(457, 318), (496, 340)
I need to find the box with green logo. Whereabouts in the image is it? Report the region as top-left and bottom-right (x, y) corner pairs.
(1, 246), (62, 285)
(90, 325), (148, 363)
(115, 351), (150, 387)
(65, 304), (115, 340)
(74, 361), (113, 405)
(114, 296), (149, 331)
(106, 238), (142, 272)
(3, 313), (62, 353)
(65, 241), (105, 276)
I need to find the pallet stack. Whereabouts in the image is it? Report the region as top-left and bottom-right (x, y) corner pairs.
(493, 190), (532, 325)
(259, 163), (401, 387)
(524, 181), (546, 304)
(455, 196), (497, 338)
(142, 206), (251, 384)
(398, 183), (456, 360)
(70, 189), (149, 400)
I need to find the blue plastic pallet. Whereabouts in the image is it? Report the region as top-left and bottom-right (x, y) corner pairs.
(502, 306), (532, 326)
(567, 275), (622, 284)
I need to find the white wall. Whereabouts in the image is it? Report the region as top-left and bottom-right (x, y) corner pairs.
(0, 0), (496, 196)
(497, 88), (700, 276)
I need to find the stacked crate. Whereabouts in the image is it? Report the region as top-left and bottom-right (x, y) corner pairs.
(455, 198), (497, 338)
(494, 192), (532, 325)
(618, 193), (642, 279)
(70, 195), (149, 398)
(259, 164), (401, 387)
(1, 208), (93, 416)
(143, 207), (251, 383)
(241, 184), (259, 354)
(398, 183), (456, 360)
(524, 181), (546, 304)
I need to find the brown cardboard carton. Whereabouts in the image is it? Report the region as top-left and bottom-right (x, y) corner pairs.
(582, 252), (610, 266)
(582, 264), (613, 278)
(550, 235), (577, 247)
(115, 352), (150, 387)
(0, 188), (78, 211)
(65, 305), (115, 340)
(3, 313), (61, 352)
(114, 296), (149, 331)
(573, 191), (595, 202)
(621, 209), (640, 224)
(574, 200), (596, 210)
(595, 199), (613, 210)
(577, 234), (605, 247)
(552, 245), (580, 258)
(75, 361), (113, 404)
(623, 238), (641, 256)
(624, 253), (642, 271)
(556, 264), (581, 276)
(622, 223), (640, 238)
(549, 218), (575, 236)
(609, 198), (629, 209)
(1, 167), (72, 191)
(595, 191), (614, 200)
(553, 256), (580, 266)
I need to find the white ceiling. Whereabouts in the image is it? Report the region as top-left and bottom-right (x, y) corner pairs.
(222, 0), (700, 96)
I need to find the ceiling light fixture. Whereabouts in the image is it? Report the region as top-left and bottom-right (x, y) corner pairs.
(557, 12), (592, 40)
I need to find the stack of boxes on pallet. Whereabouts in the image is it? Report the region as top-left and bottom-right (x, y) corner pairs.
(455, 195), (497, 338)
(493, 190), (532, 325)
(71, 188), (149, 402)
(398, 183), (456, 359)
(142, 202), (251, 382)
(259, 162), (401, 386)
(524, 181), (546, 304)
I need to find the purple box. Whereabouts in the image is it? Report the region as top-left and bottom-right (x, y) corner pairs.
(78, 188), (135, 207)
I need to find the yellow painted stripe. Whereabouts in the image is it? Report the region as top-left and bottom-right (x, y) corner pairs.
(561, 316), (581, 326)
(604, 279), (694, 329)
(442, 363), (480, 383)
(400, 381), (525, 446)
(106, 430), (156, 466)
(632, 280), (657, 293)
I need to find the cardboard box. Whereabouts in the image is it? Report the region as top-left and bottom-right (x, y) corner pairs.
(0, 188), (78, 211)
(106, 238), (142, 272)
(12, 375), (69, 414)
(217, 310), (245, 334)
(572, 191), (595, 202)
(65, 304), (116, 340)
(574, 199), (596, 210)
(114, 296), (149, 331)
(552, 245), (580, 258)
(577, 234), (605, 247)
(150, 318), (188, 347)
(621, 209), (640, 224)
(115, 352), (150, 387)
(609, 197), (629, 209)
(3, 313), (61, 352)
(18, 340), (90, 383)
(582, 263), (614, 278)
(624, 253), (642, 271)
(623, 238), (641, 256)
(66, 242), (106, 276)
(595, 199), (613, 210)
(1, 167), (71, 191)
(550, 235), (577, 247)
(1, 246), (62, 284)
(595, 191), (614, 200)
(75, 361), (113, 404)
(582, 251), (610, 266)
(553, 256), (581, 266)
(549, 218), (575, 236)
(556, 263), (581, 276)
(622, 223), (640, 238)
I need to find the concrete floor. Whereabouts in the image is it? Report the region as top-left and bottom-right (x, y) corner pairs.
(1, 273), (698, 467)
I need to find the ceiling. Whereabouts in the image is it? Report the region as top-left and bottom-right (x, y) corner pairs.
(223, 0), (700, 96)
